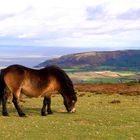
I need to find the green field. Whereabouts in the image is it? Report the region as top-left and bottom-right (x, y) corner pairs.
(0, 93), (140, 140)
(74, 78), (132, 84)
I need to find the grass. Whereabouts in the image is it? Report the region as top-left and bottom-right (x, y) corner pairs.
(116, 71), (136, 76)
(63, 67), (85, 73)
(72, 78), (133, 84)
(0, 93), (140, 140)
(76, 78), (122, 84)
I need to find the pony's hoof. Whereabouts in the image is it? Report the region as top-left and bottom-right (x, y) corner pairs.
(41, 112), (47, 116)
(2, 112), (9, 116)
(19, 113), (26, 117)
(47, 111), (53, 115)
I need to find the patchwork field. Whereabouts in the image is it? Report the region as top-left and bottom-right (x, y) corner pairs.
(67, 70), (139, 84)
(0, 89), (140, 140)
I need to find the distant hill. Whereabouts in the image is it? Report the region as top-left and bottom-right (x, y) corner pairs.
(35, 50), (140, 71)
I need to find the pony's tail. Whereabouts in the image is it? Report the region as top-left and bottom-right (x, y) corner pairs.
(0, 69), (5, 105)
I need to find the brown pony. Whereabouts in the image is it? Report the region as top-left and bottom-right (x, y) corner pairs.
(0, 64), (77, 117)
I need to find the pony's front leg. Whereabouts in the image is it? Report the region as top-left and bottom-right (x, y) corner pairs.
(41, 97), (53, 116)
(12, 95), (26, 117)
(46, 97), (53, 114)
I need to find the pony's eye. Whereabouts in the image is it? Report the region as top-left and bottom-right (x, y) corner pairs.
(72, 100), (75, 104)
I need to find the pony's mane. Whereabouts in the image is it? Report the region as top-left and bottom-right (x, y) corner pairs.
(44, 65), (74, 90)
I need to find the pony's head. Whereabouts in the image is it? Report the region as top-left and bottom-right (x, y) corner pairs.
(50, 65), (77, 113)
(63, 89), (77, 113)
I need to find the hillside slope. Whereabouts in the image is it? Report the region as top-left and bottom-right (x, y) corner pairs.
(36, 50), (140, 71)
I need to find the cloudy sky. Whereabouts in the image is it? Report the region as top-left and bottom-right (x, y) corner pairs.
(0, 0), (140, 49)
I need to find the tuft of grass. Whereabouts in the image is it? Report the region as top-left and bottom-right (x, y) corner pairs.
(0, 94), (140, 140)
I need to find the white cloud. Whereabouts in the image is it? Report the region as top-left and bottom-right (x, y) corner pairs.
(0, 0), (140, 48)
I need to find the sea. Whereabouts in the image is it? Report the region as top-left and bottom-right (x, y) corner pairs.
(0, 46), (104, 68)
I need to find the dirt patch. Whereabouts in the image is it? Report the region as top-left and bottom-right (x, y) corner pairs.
(109, 100), (121, 104)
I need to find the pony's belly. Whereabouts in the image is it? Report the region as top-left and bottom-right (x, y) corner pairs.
(21, 87), (58, 97)
(21, 78), (60, 97)
(21, 88), (41, 97)
(21, 88), (58, 97)
(21, 79), (43, 97)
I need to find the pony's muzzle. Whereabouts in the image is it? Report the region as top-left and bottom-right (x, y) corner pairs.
(70, 107), (76, 113)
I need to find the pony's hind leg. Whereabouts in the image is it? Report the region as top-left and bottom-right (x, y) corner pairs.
(12, 95), (26, 117)
(41, 97), (53, 116)
(2, 92), (9, 116)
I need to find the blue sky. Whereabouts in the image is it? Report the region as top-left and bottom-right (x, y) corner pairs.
(0, 0), (140, 49)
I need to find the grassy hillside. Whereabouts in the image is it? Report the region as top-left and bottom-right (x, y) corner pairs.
(0, 93), (140, 140)
(36, 50), (140, 71)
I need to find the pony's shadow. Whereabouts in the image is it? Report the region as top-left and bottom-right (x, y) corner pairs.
(8, 107), (68, 116)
